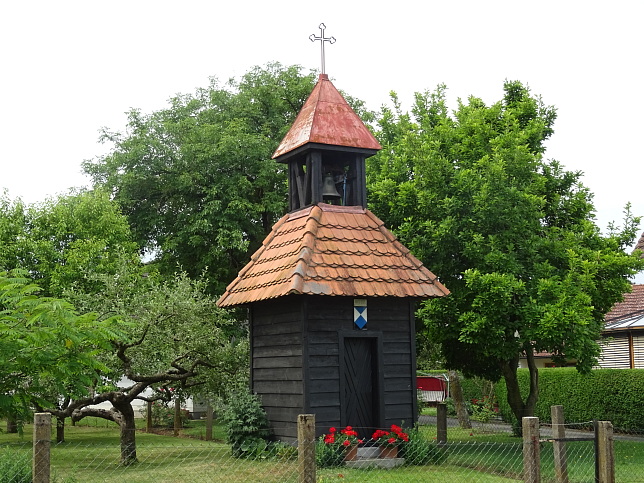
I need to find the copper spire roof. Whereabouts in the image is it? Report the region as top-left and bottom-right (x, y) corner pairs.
(217, 203), (449, 307)
(272, 74), (382, 160)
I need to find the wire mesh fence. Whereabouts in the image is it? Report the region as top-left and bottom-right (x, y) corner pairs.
(2, 416), (644, 482)
(537, 420), (644, 483)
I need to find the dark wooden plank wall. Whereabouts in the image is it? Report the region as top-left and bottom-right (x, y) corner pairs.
(251, 299), (305, 440)
(367, 298), (417, 427)
(305, 298), (350, 434)
(305, 297), (417, 435)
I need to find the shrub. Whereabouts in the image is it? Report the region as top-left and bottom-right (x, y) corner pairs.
(470, 396), (498, 422)
(444, 397), (471, 417)
(495, 368), (644, 431)
(139, 401), (191, 428)
(399, 426), (445, 465)
(221, 390), (271, 458)
(316, 436), (345, 467)
(0, 449), (31, 483)
(271, 441), (298, 460)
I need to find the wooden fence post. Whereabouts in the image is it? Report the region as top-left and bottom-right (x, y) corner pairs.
(33, 412), (51, 483)
(437, 402), (448, 446)
(551, 405), (569, 483)
(205, 402), (214, 441)
(298, 414), (316, 483)
(596, 421), (615, 483)
(146, 400), (153, 432)
(173, 398), (181, 436)
(522, 416), (540, 483)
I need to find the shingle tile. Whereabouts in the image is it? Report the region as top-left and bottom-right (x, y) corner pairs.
(217, 203), (450, 307)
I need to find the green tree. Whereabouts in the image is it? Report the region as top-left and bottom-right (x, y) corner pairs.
(0, 271), (121, 421)
(52, 266), (247, 465)
(0, 190), (139, 437)
(368, 82), (643, 426)
(0, 190), (139, 297)
(83, 63), (318, 294)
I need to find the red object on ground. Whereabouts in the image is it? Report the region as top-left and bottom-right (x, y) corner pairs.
(416, 376), (446, 392)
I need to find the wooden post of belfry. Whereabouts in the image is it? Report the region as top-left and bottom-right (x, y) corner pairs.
(551, 405), (569, 483)
(437, 402), (448, 446)
(298, 414), (316, 483)
(33, 413), (51, 483)
(522, 416), (540, 483)
(597, 421), (615, 483)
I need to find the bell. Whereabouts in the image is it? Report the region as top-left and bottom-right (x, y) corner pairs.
(322, 173), (341, 200)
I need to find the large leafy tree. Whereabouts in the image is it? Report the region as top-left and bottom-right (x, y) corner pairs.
(83, 63), (318, 293)
(0, 189), (139, 297)
(368, 82), (643, 425)
(0, 271), (121, 421)
(51, 266), (247, 465)
(1, 192), (247, 460)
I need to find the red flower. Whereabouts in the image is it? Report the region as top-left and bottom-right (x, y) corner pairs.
(323, 425), (361, 447)
(372, 425), (409, 447)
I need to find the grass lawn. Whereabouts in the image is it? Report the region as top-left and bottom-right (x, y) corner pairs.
(2, 418), (643, 482)
(418, 423), (644, 483)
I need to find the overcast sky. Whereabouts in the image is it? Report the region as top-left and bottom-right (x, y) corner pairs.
(2, 0), (642, 244)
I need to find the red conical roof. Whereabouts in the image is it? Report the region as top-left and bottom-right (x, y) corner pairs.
(272, 74), (381, 159)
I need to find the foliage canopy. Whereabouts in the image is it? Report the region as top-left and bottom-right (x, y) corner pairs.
(368, 81), (643, 421)
(0, 271), (122, 419)
(0, 189), (138, 297)
(83, 63), (319, 293)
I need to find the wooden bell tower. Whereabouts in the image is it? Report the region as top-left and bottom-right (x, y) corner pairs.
(272, 73), (380, 211)
(218, 44), (449, 441)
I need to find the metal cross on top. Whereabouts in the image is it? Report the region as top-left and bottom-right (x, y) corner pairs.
(309, 23), (336, 74)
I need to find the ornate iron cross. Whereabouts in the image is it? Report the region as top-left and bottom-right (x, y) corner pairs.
(309, 23), (336, 74)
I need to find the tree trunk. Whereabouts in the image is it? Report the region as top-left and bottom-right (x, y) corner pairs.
(6, 416), (18, 433)
(524, 348), (539, 416)
(448, 370), (471, 429)
(501, 347), (539, 435)
(56, 416), (65, 443)
(113, 401), (138, 465)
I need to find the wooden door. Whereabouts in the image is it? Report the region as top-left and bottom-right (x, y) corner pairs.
(343, 337), (377, 438)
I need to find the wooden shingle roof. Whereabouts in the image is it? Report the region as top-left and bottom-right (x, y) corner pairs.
(272, 74), (381, 160)
(604, 284), (644, 331)
(217, 203), (449, 307)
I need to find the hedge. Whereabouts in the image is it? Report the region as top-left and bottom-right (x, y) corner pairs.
(494, 368), (644, 431)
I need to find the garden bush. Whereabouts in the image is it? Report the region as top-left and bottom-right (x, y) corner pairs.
(0, 449), (31, 483)
(315, 436), (345, 468)
(139, 401), (191, 428)
(220, 390), (271, 458)
(400, 426), (446, 465)
(495, 368), (644, 431)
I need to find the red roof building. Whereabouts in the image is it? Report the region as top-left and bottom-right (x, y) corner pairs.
(272, 74), (381, 160)
(217, 203), (448, 307)
(217, 71), (447, 441)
